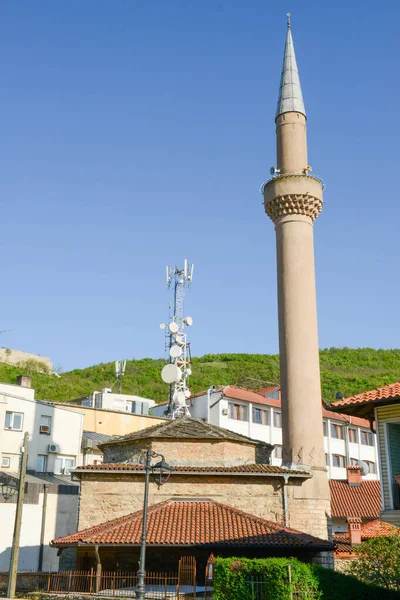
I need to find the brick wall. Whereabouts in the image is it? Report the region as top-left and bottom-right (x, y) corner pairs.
(103, 439), (259, 467)
(78, 473), (284, 530)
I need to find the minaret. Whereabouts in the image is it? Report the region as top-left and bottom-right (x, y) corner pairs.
(263, 16), (331, 542)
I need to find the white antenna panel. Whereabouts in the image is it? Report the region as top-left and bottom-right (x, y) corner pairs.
(169, 345), (182, 359)
(175, 334), (185, 345)
(174, 391), (186, 406)
(161, 364), (182, 384)
(169, 322), (179, 334)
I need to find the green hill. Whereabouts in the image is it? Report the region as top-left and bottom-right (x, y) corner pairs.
(1, 348), (400, 405)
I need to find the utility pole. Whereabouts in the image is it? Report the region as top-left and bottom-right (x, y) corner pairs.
(7, 432), (29, 599)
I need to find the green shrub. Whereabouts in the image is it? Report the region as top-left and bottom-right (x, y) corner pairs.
(213, 557), (320, 600)
(213, 557), (400, 600)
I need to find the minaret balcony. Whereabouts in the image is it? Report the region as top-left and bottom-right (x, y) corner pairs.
(262, 173), (323, 224)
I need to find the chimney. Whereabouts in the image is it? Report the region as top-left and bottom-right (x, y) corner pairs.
(16, 375), (31, 388)
(347, 517), (362, 546)
(347, 465), (362, 486)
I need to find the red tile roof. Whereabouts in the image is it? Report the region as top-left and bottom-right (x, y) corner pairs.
(51, 499), (332, 550)
(329, 480), (382, 519)
(334, 519), (399, 555)
(332, 383), (400, 410)
(74, 463), (308, 476)
(189, 385), (371, 427)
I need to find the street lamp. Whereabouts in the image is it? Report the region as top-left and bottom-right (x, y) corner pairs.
(1, 475), (18, 502)
(136, 450), (172, 600)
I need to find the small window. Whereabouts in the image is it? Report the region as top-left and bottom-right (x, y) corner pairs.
(348, 428), (357, 443)
(331, 424), (344, 439)
(228, 402), (248, 422)
(273, 411), (282, 428)
(1, 456), (10, 468)
(252, 407), (269, 425)
(36, 455), (48, 473)
(323, 421), (327, 436)
(332, 454), (346, 468)
(274, 445), (282, 459)
(361, 430), (374, 446)
(54, 456), (76, 475)
(4, 411), (23, 431)
(39, 415), (52, 435)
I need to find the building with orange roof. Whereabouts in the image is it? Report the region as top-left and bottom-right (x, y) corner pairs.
(51, 417), (335, 572)
(331, 382), (400, 528)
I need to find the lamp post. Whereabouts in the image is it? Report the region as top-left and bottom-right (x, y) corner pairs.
(136, 449), (172, 600)
(1, 432), (29, 599)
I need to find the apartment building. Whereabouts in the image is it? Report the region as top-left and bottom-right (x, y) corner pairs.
(69, 389), (156, 415)
(0, 376), (83, 571)
(152, 385), (379, 480)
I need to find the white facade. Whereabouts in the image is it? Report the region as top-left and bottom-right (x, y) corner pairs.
(0, 382), (83, 474)
(0, 379), (83, 571)
(71, 390), (156, 415)
(152, 386), (380, 480)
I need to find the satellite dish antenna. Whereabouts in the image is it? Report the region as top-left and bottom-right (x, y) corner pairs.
(356, 460), (370, 476)
(169, 344), (182, 359)
(270, 166), (275, 175)
(184, 316), (193, 327)
(184, 389), (191, 398)
(335, 392), (344, 400)
(175, 334), (185, 345)
(185, 368), (192, 377)
(160, 323), (166, 330)
(169, 322), (179, 334)
(161, 364), (182, 384)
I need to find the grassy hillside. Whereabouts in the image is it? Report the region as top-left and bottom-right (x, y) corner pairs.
(2, 348), (400, 405)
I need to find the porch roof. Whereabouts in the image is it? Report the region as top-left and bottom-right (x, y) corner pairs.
(331, 382), (400, 419)
(51, 498), (333, 551)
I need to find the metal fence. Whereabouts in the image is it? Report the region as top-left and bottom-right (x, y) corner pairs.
(0, 570), (181, 598)
(246, 576), (318, 600)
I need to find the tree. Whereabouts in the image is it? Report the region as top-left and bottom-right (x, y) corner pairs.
(349, 536), (400, 591)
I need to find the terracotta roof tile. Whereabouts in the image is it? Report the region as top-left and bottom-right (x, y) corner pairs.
(99, 417), (271, 448)
(329, 480), (382, 519)
(189, 386), (371, 427)
(74, 463), (308, 476)
(51, 499), (332, 550)
(332, 382), (400, 409)
(334, 519), (400, 555)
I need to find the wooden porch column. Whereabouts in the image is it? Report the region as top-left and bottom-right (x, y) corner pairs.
(94, 544), (102, 594)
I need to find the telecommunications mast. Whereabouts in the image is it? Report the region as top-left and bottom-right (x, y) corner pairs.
(115, 360), (126, 394)
(160, 259), (194, 418)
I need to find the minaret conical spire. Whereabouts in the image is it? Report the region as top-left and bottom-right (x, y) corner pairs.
(276, 14), (306, 119)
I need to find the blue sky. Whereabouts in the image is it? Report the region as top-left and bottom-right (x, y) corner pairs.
(0, 1), (399, 371)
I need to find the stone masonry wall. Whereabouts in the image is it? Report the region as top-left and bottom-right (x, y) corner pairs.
(103, 439), (257, 467)
(78, 474), (284, 530)
(287, 472), (332, 541)
(0, 348), (53, 372)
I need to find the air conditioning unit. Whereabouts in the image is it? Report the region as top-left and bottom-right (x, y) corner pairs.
(40, 425), (50, 434)
(222, 408), (229, 416)
(61, 467), (72, 475)
(82, 438), (94, 449)
(48, 443), (60, 453)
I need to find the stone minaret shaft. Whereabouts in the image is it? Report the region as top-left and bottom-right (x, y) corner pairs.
(264, 21), (325, 474)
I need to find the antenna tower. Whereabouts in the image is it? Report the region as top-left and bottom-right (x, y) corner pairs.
(115, 360), (126, 394)
(160, 259), (194, 418)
